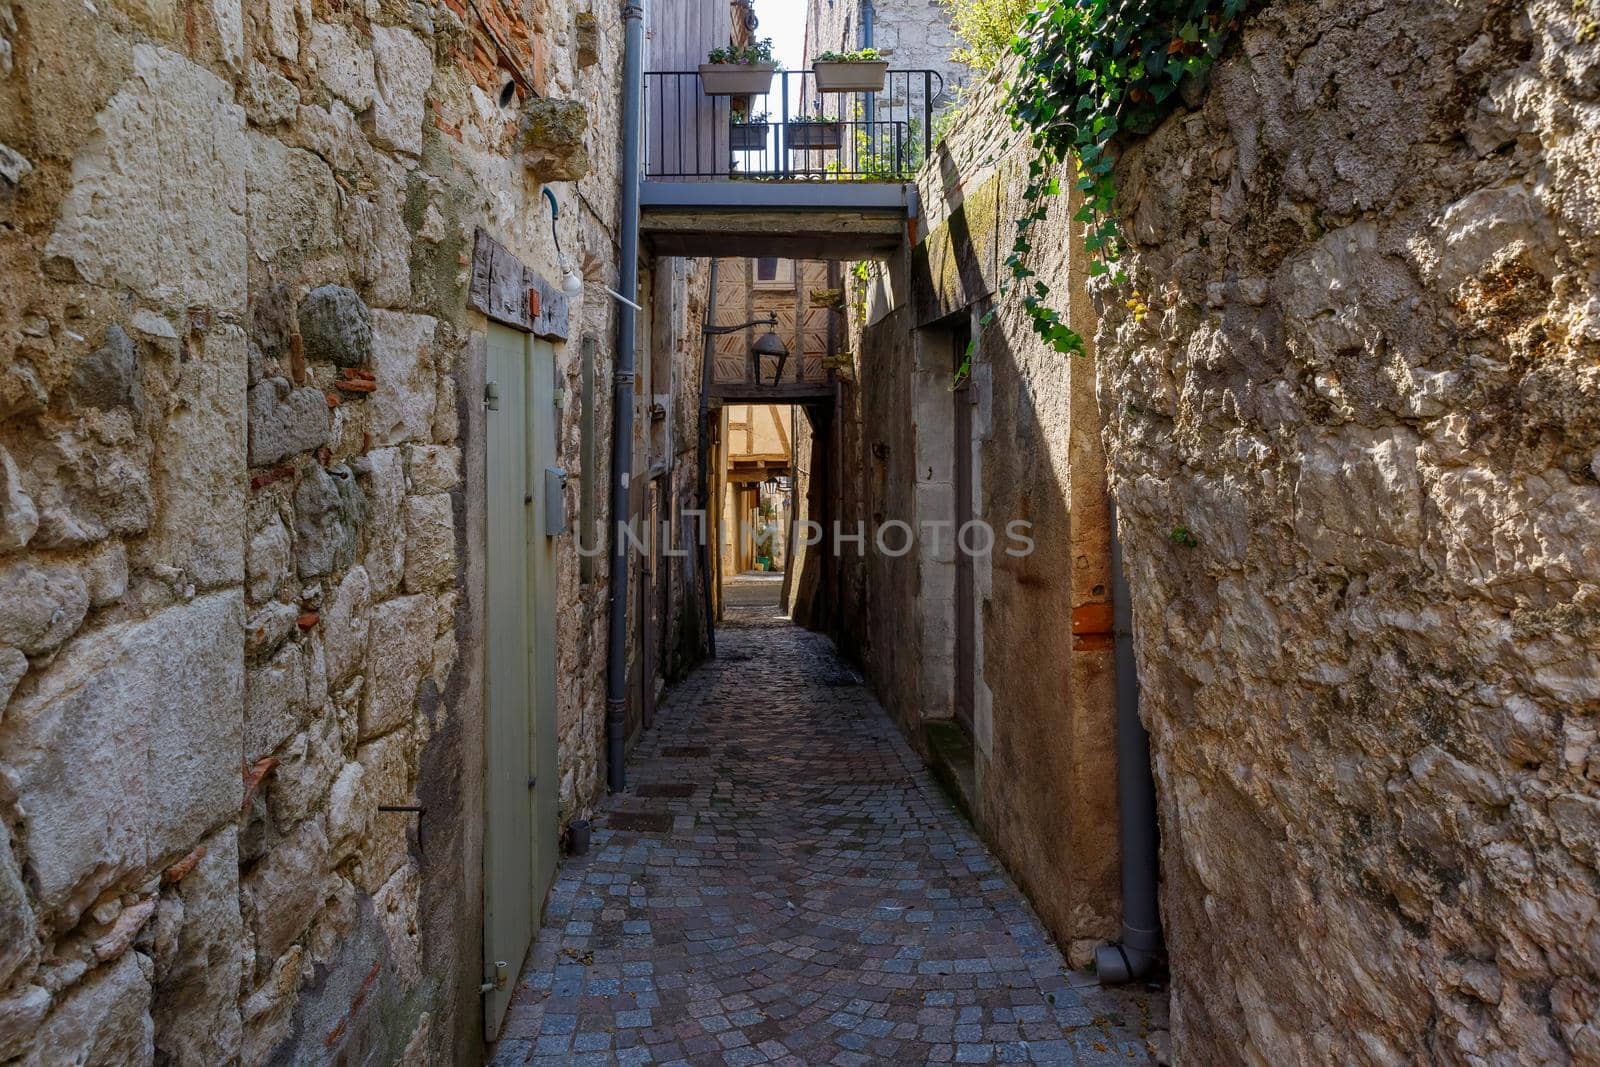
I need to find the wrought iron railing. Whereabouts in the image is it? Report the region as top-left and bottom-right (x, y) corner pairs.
(645, 69), (946, 182)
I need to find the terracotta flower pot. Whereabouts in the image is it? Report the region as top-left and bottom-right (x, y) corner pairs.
(699, 63), (778, 96)
(812, 60), (889, 93)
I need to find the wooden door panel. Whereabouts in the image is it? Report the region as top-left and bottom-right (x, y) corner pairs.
(528, 340), (560, 900)
(484, 327), (534, 1038)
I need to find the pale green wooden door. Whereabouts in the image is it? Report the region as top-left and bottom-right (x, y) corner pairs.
(484, 326), (535, 1038)
(527, 339), (560, 899)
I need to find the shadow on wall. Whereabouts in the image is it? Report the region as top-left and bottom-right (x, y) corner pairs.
(792, 182), (1126, 963)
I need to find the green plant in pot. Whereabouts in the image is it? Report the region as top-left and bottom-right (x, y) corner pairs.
(700, 38), (778, 96)
(813, 47), (889, 92)
(786, 113), (844, 151)
(730, 106), (771, 151)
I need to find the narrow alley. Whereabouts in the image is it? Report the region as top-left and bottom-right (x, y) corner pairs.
(488, 578), (1165, 1065)
(2, 0), (1595, 1062)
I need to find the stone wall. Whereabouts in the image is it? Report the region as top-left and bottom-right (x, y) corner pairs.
(0, 0), (693, 1061)
(803, 0), (972, 103)
(795, 64), (1124, 969)
(817, 304), (927, 735)
(1095, 0), (1600, 1062)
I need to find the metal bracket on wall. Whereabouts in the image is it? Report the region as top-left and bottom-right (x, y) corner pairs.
(485, 382), (500, 410)
(480, 960), (509, 994)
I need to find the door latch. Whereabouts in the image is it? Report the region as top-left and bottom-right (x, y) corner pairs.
(485, 382), (500, 411)
(480, 960), (509, 993)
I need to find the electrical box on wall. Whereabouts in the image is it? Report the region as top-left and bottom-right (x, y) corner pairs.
(544, 467), (569, 537)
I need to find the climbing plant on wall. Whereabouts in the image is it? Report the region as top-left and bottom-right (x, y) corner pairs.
(973, 0), (1248, 367)
(947, 0), (1034, 72)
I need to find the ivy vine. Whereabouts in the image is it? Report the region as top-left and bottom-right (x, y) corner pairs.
(965, 0), (1248, 375)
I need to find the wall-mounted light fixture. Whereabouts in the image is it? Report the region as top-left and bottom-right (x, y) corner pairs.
(542, 187), (586, 299)
(704, 312), (789, 385)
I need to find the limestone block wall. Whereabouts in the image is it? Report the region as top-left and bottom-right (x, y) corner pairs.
(803, 68), (1124, 967)
(803, 0), (970, 101)
(898, 70), (1124, 966)
(1093, 0), (1600, 1062)
(816, 306), (925, 733)
(0, 0), (675, 1062)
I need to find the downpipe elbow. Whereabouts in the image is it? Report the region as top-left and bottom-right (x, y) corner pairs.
(1095, 931), (1159, 985)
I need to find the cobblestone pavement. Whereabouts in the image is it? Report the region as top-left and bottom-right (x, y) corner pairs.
(720, 570), (785, 611)
(490, 582), (1166, 1065)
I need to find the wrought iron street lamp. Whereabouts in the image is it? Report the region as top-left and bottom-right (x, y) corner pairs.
(703, 312), (790, 385)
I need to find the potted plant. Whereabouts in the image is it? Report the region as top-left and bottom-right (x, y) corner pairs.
(700, 39), (778, 96)
(729, 107), (770, 152)
(812, 47), (889, 93)
(786, 114), (843, 151)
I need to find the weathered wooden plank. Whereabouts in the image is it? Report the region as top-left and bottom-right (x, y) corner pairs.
(469, 228), (495, 315)
(489, 240), (525, 327)
(710, 381), (836, 402)
(468, 226), (570, 340)
(529, 272), (571, 341)
(649, 232), (903, 260)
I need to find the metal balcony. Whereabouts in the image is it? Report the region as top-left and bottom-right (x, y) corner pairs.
(646, 68), (945, 182)
(639, 68), (944, 258)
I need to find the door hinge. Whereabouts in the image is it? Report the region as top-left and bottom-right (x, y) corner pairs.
(485, 382), (500, 410)
(480, 960), (509, 993)
(527, 776), (537, 789)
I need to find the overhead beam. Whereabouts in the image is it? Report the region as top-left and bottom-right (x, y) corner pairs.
(710, 381), (837, 403)
(643, 212), (904, 259)
(641, 181), (911, 259)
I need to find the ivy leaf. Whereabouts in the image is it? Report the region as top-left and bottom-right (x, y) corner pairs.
(1003, 0), (1241, 363)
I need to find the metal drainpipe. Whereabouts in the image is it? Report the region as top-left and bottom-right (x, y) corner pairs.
(695, 258), (720, 660)
(861, 2), (875, 155)
(605, 0), (645, 796)
(1096, 503), (1163, 983)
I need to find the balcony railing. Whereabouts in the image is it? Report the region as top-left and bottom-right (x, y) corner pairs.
(645, 69), (946, 182)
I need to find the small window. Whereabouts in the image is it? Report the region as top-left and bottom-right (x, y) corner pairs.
(753, 258), (793, 289)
